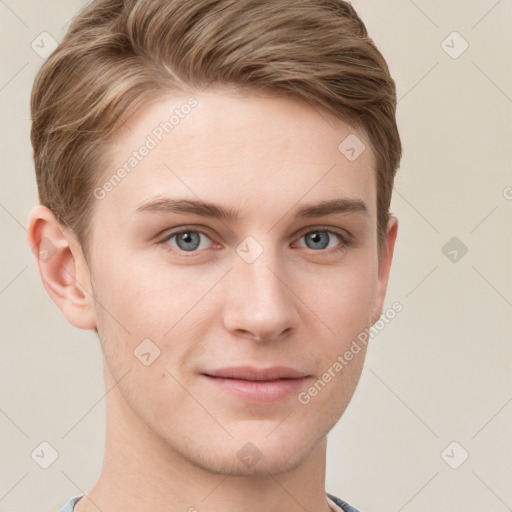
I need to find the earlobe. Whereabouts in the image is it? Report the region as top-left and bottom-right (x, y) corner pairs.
(370, 216), (398, 325)
(26, 205), (97, 330)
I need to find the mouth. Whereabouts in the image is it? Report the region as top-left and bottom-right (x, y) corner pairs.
(201, 366), (311, 403)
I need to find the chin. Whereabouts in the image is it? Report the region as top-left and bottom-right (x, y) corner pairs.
(183, 427), (321, 477)
(194, 448), (309, 477)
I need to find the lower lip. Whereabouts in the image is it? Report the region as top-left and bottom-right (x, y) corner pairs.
(201, 375), (310, 403)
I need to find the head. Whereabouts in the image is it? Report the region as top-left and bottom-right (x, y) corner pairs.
(28, 0), (401, 476)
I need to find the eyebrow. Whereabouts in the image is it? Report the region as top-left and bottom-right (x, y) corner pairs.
(135, 196), (368, 220)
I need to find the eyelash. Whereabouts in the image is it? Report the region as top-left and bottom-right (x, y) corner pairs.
(157, 226), (354, 257)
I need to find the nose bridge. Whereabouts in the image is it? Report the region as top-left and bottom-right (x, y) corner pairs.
(223, 234), (299, 340)
(240, 243), (283, 297)
(236, 236), (287, 307)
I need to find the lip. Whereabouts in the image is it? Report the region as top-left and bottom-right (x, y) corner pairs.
(201, 366), (311, 403)
(205, 365), (308, 380)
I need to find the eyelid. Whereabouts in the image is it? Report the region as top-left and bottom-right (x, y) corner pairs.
(158, 226), (217, 249)
(293, 224), (350, 240)
(292, 226), (351, 251)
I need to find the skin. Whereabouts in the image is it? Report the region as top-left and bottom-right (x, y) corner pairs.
(27, 89), (397, 512)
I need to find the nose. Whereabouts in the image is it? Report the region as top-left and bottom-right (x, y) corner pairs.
(222, 244), (300, 342)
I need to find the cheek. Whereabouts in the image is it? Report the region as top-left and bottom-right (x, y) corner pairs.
(94, 253), (194, 325)
(298, 258), (378, 340)
(92, 254), (214, 370)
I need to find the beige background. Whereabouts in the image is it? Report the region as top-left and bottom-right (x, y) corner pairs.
(1, 1), (511, 511)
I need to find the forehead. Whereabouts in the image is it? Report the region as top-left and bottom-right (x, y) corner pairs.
(93, 90), (377, 224)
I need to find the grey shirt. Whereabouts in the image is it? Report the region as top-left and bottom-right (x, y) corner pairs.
(59, 493), (361, 512)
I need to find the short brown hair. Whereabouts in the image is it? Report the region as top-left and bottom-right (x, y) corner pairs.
(30, 0), (401, 259)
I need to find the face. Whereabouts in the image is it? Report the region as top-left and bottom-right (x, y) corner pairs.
(84, 89), (394, 476)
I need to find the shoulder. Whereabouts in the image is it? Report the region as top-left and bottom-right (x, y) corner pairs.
(326, 492), (362, 512)
(57, 495), (83, 512)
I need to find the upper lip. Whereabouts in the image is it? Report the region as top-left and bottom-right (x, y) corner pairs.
(203, 366), (309, 381)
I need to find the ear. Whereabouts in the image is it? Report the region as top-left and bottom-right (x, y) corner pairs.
(26, 205), (97, 330)
(370, 215), (398, 325)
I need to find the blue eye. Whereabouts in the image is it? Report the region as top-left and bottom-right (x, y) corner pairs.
(159, 227), (351, 256)
(297, 229), (345, 251)
(164, 230), (212, 252)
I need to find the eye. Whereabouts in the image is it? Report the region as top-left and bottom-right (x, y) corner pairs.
(161, 229), (214, 253)
(294, 228), (350, 252)
(158, 226), (353, 257)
